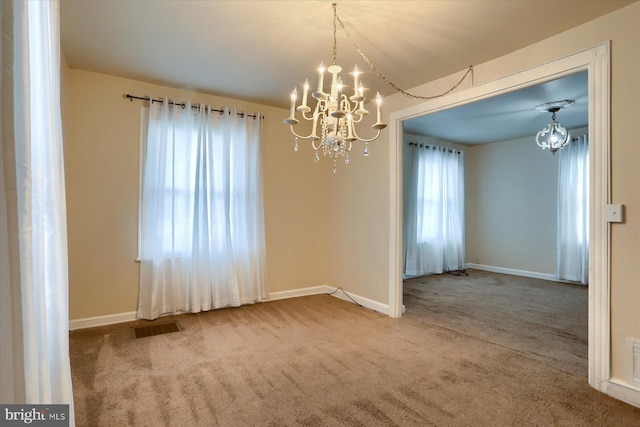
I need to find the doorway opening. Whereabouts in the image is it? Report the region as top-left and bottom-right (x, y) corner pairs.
(402, 71), (588, 282)
(387, 43), (611, 392)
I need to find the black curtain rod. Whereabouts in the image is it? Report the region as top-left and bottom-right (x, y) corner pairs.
(409, 142), (462, 154)
(124, 94), (261, 119)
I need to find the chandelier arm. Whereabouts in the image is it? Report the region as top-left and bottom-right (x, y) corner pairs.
(338, 96), (358, 116)
(333, 7), (473, 100)
(288, 125), (319, 141)
(344, 98), (359, 114)
(345, 139), (353, 152)
(350, 114), (364, 124)
(350, 126), (382, 143)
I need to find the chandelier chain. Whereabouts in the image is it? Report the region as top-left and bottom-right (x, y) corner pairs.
(332, 3), (338, 66)
(333, 5), (473, 100)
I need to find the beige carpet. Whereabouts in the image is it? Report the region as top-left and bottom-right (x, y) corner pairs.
(70, 270), (640, 426)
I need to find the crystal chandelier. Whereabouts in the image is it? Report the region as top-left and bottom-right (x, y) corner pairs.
(535, 100), (574, 154)
(284, 3), (475, 172)
(284, 3), (386, 173)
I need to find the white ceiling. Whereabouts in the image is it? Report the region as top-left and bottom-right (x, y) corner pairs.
(60, 1), (629, 142)
(404, 71), (588, 144)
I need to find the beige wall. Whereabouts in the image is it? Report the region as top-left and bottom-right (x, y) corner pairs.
(323, 130), (391, 303)
(466, 127), (589, 274)
(62, 67), (331, 320)
(465, 135), (558, 274)
(337, 2), (639, 383)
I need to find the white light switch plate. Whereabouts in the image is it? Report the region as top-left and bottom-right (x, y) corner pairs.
(607, 204), (624, 223)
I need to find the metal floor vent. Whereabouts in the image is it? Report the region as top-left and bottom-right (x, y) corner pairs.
(133, 321), (181, 338)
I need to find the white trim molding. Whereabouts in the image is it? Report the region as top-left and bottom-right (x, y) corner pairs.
(602, 380), (640, 409)
(388, 43), (611, 397)
(268, 285), (332, 301)
(69, 311), (137, 331)
(328, 289), (390, 315)
(465, 263), (557, 282)
(586, 43), (611, 394)
(70, 285), (388, 330)
(271, 285), (389, 315)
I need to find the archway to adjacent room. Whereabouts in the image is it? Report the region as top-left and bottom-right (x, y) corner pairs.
(401, 70), (588, 285)
(387, 43), (610, 392)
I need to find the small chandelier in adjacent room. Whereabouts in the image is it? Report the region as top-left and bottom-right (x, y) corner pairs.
(535, 99), (574, 154)
(284, 3), (386, 173)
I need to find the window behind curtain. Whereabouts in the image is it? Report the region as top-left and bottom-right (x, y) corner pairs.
(142, 107), (220, 256)
(557, 135), (589, 284)
(136, 100), (267, 320)
(405, 145), (465, 277)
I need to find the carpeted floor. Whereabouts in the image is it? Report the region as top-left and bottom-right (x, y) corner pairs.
(69, 270), (640, 426)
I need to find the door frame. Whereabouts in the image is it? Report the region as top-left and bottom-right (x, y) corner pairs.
(387, 43), (611, 391)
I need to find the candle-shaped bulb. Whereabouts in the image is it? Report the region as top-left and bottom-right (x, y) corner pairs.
(302, 79), (309, 107)
(336, 77), (343, 108)
(359, 84), (365, 97)
(375, 92), (382, 123)
(376, 92), (382, 105)
(317, 62), (325, 92)
(352, 65), (360, 96)
(289, 87), (297, 117)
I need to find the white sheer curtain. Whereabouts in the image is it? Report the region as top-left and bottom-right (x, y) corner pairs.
(404, 144), (465, 276)
(1, 0), (75, 420)
(137, 100), (268, 320)
(557, 135), (589, 284)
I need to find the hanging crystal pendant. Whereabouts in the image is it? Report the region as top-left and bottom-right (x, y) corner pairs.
(364, 143), (369, 157)
(294, 137), (299, 152)
(314, 150), (320, 163)
(333, 159), (337, 174)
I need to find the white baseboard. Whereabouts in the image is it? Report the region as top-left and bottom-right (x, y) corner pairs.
(327, 287), (390, 315)
(69, 311), (137, 331)
(69, 285), (387, 330)
(270, 285), (389, 315)
(268, 285), (332, 301)
(465, 263), (557, 282)
(603, 380), (640, 409)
